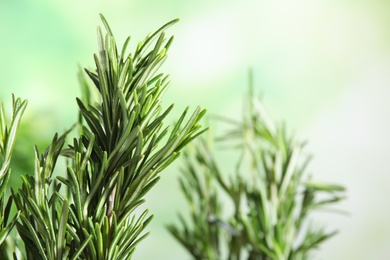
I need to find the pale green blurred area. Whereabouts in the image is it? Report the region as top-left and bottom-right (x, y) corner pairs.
(1, 0), (390, 259)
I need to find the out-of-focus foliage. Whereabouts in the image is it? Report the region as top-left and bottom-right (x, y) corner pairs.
(169, 87), (345, 259)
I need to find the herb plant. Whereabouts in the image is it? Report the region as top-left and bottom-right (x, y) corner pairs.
(168, 86), (345, 259)
(0, 14), (206, 259)
(0, 96), (27, 257)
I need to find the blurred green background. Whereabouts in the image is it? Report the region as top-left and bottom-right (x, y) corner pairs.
(1, 0), (390, 259)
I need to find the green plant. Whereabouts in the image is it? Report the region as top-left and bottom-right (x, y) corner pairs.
(0, 96), (27, 255)
(0, 14), (206, 259)
(168, 87), (345, 259)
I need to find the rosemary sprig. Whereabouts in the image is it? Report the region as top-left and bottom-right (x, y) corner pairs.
(12, 14), (206, 259)
(0, 95), (27, 255)
(169, 87), (344, 260)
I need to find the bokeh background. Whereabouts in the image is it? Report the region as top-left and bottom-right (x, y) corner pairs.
(1, 0), (390, 259)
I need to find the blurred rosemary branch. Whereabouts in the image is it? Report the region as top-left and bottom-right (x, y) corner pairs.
(168, 85), (345, 260)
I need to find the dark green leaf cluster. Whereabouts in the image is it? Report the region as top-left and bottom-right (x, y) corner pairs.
(168, 90), (344, 260)
(7, 14), (206, 259)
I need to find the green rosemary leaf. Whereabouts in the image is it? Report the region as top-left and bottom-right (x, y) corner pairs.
(80, 134), (95, 172)
(94, 171), (118, 220)
(83, 152), (108, 215)
(133, 18), (179, 61)
(0, 171), (10, 201)
(0, 100), (6, 140)
(70, 235), (92, 260)
(57, 199), (69, 260)
(4, 97), (27, 161)
(144, 104), (173, 132)
(120, 36), (131, 62)
(305, 181), (345, 192)
(137, 177), (160, 200)
(155, 152), (180, 173)
(56, 176), (70, 187)
(3, 196), (13, 226)
(175, 126), (208, 152)
(149, 32), (165, 62)
(0, 210), (19, 245)
(99, 14), (114, 37)
(117, 58), (130, 91)
(84, 69), (101, 91)
(19, 214), (49, 260)
(82, 227), (97, 259)
(76, 98), (107, 147)
(94, 222), (103, 259)
(65, 223), (80, 243)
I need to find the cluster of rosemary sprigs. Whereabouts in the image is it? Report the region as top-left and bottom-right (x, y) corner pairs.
(168, 86), (345, 260)
(0, 14), (344, 260)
